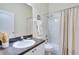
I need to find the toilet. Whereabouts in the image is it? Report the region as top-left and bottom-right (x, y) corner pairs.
(44, 43), (59, 55)
(44, 43), (53, 55)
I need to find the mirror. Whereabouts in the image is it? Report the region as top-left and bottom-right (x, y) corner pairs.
(0, 3), (32, 38)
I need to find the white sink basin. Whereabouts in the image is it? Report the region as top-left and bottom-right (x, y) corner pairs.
(13, 39), (35, 48)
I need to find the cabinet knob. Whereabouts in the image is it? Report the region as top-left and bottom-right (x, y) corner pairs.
(32, 51), (34, 53)
(34, 49), (37, 51)
(32, 49), (37, 53)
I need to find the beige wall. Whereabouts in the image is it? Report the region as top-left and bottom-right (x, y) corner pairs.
(0, 3), (32, 37)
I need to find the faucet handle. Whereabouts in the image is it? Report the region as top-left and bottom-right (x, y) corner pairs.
(21, 36), (24, 39)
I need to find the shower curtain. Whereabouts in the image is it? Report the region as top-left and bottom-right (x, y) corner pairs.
(60, 7), (78, 55)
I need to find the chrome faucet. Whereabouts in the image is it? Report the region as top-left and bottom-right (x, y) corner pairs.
(21, 36), (25, 41)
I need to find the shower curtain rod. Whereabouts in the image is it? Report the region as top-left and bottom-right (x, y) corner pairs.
(40, 5), (79, 19)
(46, 5), (79, 19)
(49, 5), (79, 14)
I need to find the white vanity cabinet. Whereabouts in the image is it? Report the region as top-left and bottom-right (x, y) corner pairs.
(24, 42), (45, 55)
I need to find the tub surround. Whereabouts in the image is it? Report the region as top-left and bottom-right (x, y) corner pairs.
(0, 36), (45, 55)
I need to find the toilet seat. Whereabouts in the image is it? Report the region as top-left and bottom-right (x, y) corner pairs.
(44, 43), (60, 55)
(44, 43), (53, 51)
(44, 43), (59, 51)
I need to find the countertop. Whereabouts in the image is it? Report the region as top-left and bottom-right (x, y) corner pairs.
(0, 38), (45, 55)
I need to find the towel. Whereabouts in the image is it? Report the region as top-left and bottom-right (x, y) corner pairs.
(3, 32), (9, 43)
(0, 32), (9, 43)
(0, 32), (3, 43)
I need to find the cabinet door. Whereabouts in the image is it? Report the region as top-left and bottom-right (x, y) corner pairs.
(24, 42), (45, 55)
(33, 43), (45, 55)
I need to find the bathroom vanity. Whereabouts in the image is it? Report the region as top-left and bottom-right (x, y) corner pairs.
(0, 38), (45, 55)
